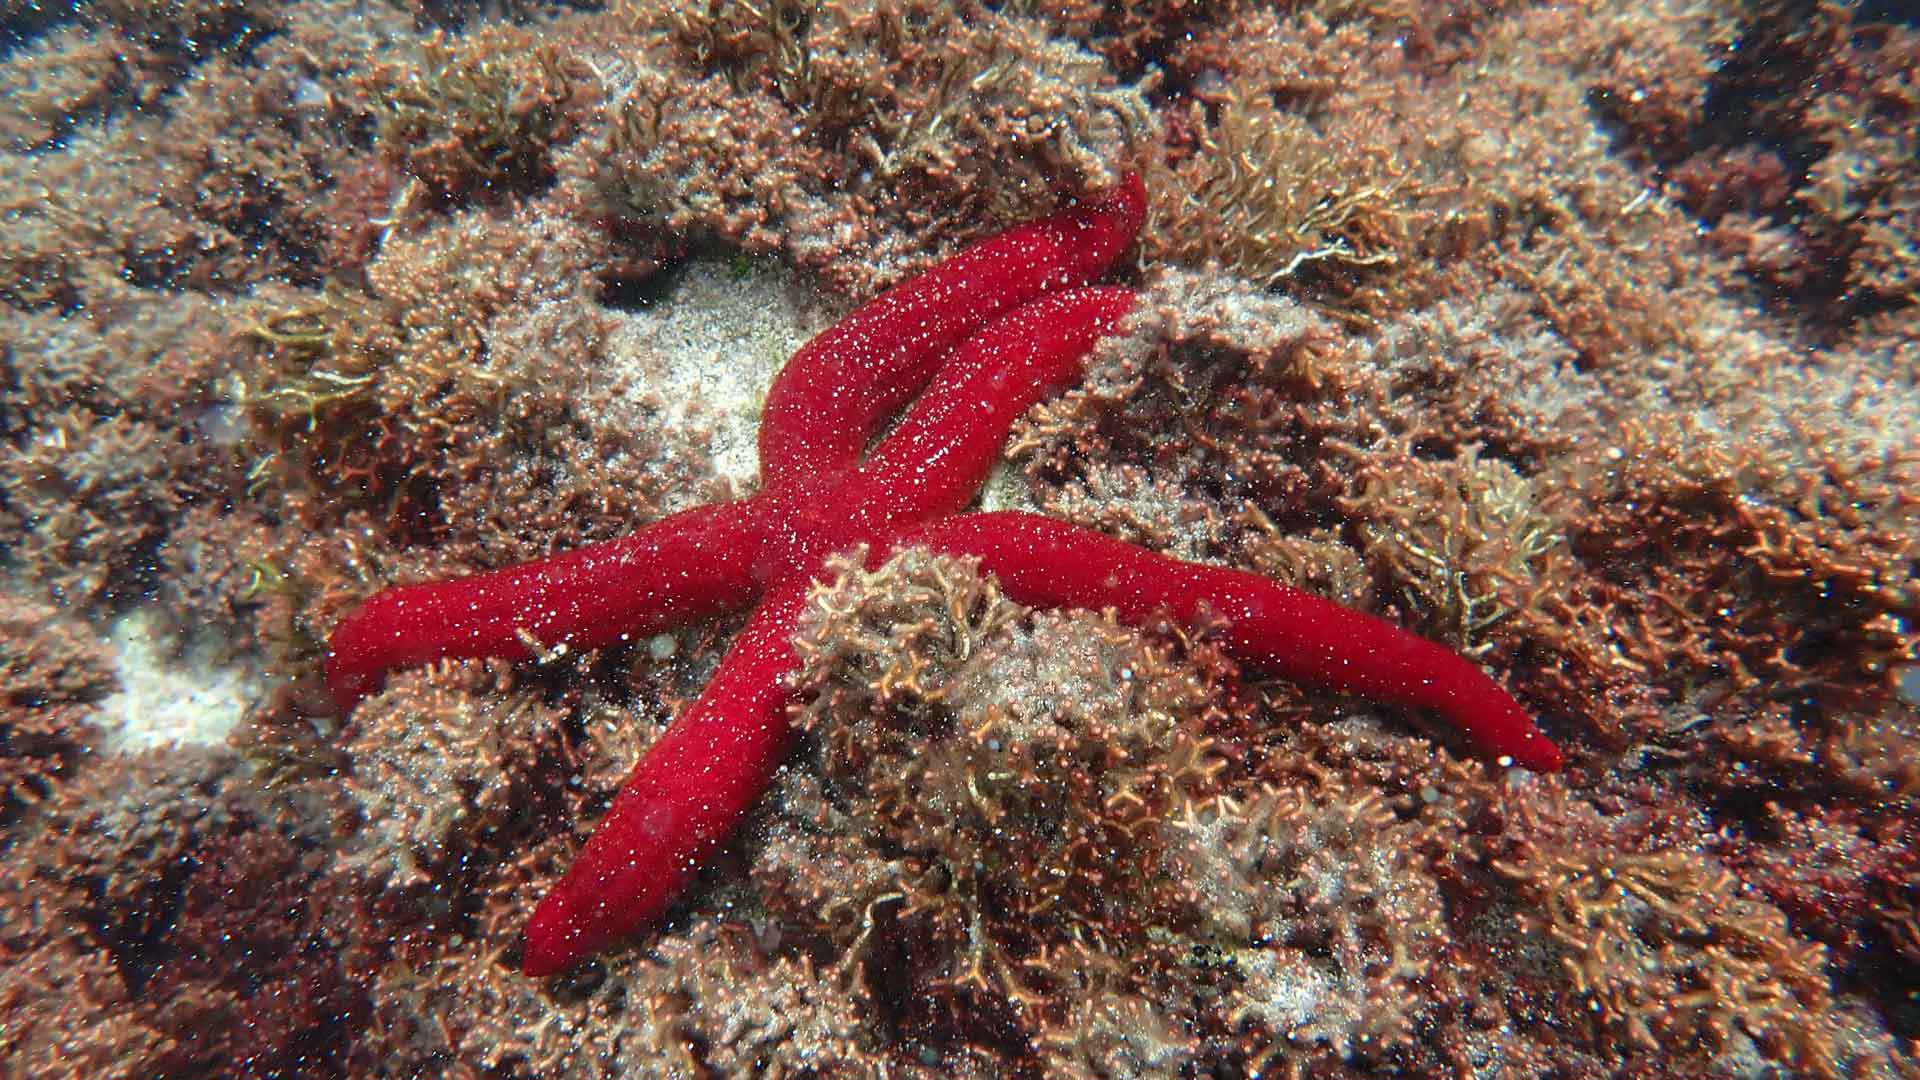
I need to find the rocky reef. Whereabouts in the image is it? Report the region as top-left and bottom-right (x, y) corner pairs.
(1, 0), (1915, 1076)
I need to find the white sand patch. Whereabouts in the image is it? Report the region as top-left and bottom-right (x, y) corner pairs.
(595, 257), (836, 492)
(94, 609), (259, 753)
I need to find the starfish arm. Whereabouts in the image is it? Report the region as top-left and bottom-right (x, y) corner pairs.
(521, 577), (810, 977)
(900, 512), (1565, 772)
(857, 286), (1137, 525)
(756, 173), (1146, 487)
(325, 499), (768, 710)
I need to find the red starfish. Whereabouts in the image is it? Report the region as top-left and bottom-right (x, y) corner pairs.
(323, 175), (1564, 978)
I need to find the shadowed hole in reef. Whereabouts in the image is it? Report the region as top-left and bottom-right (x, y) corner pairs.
(1856, 922), (1920, 1040)
(599, 258), (687, 313)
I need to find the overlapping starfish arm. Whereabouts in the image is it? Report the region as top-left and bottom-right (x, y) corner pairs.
(857, 286), (1137, 525)
(732, 287), (1140, 599)
(521, 577), (813, 977)
(755, 174), (1147, 486)
(324, 499), (767, 710)
(899, 511), (1566, 772)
